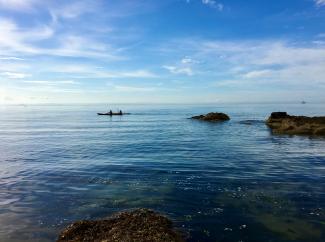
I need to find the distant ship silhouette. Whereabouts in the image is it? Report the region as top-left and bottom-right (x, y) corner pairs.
(301, 101), (306, 104)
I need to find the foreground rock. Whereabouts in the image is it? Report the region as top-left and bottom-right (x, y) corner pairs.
(266, 112), (325, 136)
(191, 112), (230, 122)
(57, 209), (184, 242)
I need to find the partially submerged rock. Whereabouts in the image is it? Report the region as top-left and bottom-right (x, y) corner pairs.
(266, 112), (325, 136)
(57, 208), (184, 242)
(191, 112), (230, 122)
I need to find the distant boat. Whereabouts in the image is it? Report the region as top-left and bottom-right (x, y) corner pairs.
(97, 112), (130, 116)
(301, 101), (307, 104)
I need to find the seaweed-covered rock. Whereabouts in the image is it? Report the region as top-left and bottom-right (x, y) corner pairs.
(266, 112), (325, 136)
(191, 112), (230, 122)
(57, 208), (184, 242)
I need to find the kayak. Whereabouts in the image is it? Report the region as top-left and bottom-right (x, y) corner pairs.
(97, 112), (130, 116)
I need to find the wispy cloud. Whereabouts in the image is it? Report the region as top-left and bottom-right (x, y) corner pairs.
(317, 33), (325, 38)
(0, 71), (30, 79)
(0, 17), (121, 59)
(113, 85), (156, 92)
(50, 0), (99, 22)
(0, 17), (53, 54)
(52, 35), (120, 59)
(185, 0), (224, 11)
(22, 80), (79, 85)
(202, 0), (223, 11)
(114, 70), (158, 78)
(315, 0), (325, 7)
(162, 57), (196, 76)
(163, 65), (193, 76)
(159, 38), (325, 89)
(242, 70), (273, 79)
(181, 57), (198, 64)
(1, 0), (324, 103)
(0, 0), (39, 12)
(13, 85), (84, 94)
(48, 64), (158, 79)
(0, 60), (30, 75)
(170, 38), (325, 66)
(0, 56), (24, 61)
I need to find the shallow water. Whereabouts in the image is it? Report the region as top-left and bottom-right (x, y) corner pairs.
(0, 103), (324, 242)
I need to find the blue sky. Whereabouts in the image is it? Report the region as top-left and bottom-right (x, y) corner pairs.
(0, 0), (325, 104)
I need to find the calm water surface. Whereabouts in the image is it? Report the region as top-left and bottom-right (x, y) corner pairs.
(0, 104), (324, 242)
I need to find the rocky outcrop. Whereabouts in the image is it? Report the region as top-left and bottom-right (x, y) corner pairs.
(191, 112), (230, 122)
(266, 112), (325, 136)
(57, 209), (184, 242)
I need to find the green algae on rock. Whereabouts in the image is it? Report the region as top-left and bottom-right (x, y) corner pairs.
(256, 213), (322, 241)
(266, 112), (325, 136)
(57, 209), (184, 242)
(215, 185), (325, 241)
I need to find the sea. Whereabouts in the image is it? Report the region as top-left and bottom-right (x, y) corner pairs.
(0, 103), (324, 242)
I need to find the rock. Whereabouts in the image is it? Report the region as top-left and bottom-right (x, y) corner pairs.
(266, 112), (325, 136)
(57, 208), (184, 242)
(270, 112), (288, 119)
(191, 112), (230, 122)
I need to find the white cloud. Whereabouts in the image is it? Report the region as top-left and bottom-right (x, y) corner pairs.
(213, 79), (242, 87)
(159, 38), (325, 91)
(113, 85), (156, 92)
(176, 39), (325, 67)
(47, 64), (158, 79)
(202, 0), (223, 11)
(0, 17), (120, 59)
(242, 64), (325, 86)
(0, 17), (54, 54)
(313, 40), (325, 45)
(0, 0), (97, 15)
(242, 70), (273, 79)
(163, 57), (197, 76)
(22, 80), (79, 85)
(50, 0), (99, 22)
(0, 61), (30, 75)
(317, 33), (325, 38)
(0, 71), (30, 79)
(181, 57), (197, 64)
(252, 43), (325, 66)
(12, 85), (84, 94)
(97, 70), (157, 78)
(115, 70), (157, 78)
(52, 35), (121, 59)
(0, 0), (38, 11)
(163, 65), (193, 76)
(315, 0), (325, 7)
(0, 56), (24, 61)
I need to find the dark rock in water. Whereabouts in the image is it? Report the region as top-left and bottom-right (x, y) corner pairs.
(57, 208), (184, 242)
(239, 121), (253, 125)
(270, 112), (288, 119)
(191, 112), (230, 122)
(239, 120), (264, 125)
(266, 112), (325, 136)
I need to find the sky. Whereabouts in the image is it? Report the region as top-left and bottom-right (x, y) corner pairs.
(0, 0), (325, 104)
